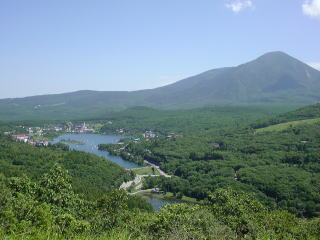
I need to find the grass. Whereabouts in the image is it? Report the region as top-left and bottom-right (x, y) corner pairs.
(256, 117), (320, 133)
(49, 102), (66, 107)
(131, 167), (160, 176)
(1, 231), (139, 240)
(162, 192), (200, 203)
(138, 190), (200, 204)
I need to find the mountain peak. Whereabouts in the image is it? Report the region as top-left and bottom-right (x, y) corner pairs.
(255, 51), (296, 62)
(261, 51), (289, 56)
(1, 51), (320, 121)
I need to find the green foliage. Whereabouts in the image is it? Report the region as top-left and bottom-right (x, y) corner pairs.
(0, 168), (319, 239)
(256, 117), (320, 133)
(0, 136), (131, 199)
(37, 165), (82, 215)
(91, 190), (129, 231)
(1, 101), (320, 239)
(251, 103), (320, 129)
(0, 166), (153, 239)
(131, 167), (160, 175)
(209, 189), (266, 233)
(118, 104), (320, 217)
(149, 204), (236, 240)
(97, 105), (295, 136)
(207, 188), (319, 240)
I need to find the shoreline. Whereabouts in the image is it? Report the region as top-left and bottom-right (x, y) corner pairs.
(135, 189), (200, 204)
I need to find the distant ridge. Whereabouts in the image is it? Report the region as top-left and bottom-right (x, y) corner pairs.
(1, 51), (320, 120)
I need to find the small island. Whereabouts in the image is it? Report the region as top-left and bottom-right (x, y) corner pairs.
(60, 139), (85, 145)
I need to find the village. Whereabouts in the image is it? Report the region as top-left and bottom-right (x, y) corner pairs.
(115, 128), (184, 141)
(2, 116), (187, 149)
(4, 122), (97, 147)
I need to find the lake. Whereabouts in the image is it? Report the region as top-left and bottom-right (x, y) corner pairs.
(52, 133), (140, 169)
(146, 197), (183, 211)
(52, 133), (182, 210)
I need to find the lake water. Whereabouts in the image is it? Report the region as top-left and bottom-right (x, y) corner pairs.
(146, 197), (183, 211)
(52, 133), (181, 210)
(52, 134), (140, 169)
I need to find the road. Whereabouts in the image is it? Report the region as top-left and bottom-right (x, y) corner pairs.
(143, 160), (171, 178)
(119, 161), (171, 191)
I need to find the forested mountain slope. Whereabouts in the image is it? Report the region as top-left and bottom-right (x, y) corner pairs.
(252, 103), (320, 128)
(1, 51), (319, 120)
(1, 169), (319, 239)
(0, 136), (131, 198)
(103, 104), (320, 217)
(0, 105), (320, 239)
(93, 105), (297, 135)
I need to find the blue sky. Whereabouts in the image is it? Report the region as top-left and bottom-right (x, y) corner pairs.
(0, 0), (319, 98)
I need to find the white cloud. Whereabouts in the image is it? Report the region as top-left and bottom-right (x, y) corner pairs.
(225, 0), (254, 13)
(302, 0), (320, 18)
(308, 62), (320, 70)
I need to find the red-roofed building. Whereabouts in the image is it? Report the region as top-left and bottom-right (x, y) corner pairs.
(11, 134), (29, 143)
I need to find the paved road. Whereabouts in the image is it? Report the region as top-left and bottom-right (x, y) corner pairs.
(129, 189), (153, 195)
(119, 174), (159, 190)
(120, 161), (171, 191)
(119, 175), (145, 190)
(143, 160), (171, 178)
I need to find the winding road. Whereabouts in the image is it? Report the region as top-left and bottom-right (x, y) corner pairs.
(119, 160), (171, 191)
(143, 160), (171, 178)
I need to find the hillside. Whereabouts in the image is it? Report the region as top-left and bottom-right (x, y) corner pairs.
(147, 52), (320, 107)
(1, 51), (320, 121)
(0, 136), (131, 198)
(102, 104), (320, 217)
(1, 104), (320, 239)
(256, 117), (320, 133)
(252, 103), (320, 129)
(90, 105), (298, 136)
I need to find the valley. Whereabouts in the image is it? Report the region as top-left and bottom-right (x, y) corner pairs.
(2, 1), (320, 238)
(1, 53), (320, 240)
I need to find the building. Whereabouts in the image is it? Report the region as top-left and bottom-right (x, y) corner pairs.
(116, 128), (125, 134)
(11, 134), (29, 143)
(212, 143), (220, 148)
(28, 140), (36, 146)
(143, 130), (156, 139)
(36, 140), (49, 147)
(74, 122), (95, 133)
(74, 122), (86, 133)
(54, 127), (63, 132)
(166, 133), (184, 139)
(151, 188), (164, 194)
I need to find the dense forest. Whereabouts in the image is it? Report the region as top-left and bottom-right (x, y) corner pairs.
(251, 103), (320, 129)
(0, 165), (319, 239)
(92, 105), (298, 136)
(0, 136), (133, 199)
(1, 104), (320, 239)
(99, 104), (320, 217)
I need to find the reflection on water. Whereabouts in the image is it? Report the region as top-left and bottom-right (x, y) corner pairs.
(52, 134), (140, 169)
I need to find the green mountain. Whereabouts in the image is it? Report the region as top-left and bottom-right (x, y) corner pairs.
(1, 51), (320, 120)
(151, 51), (320, 107)
(106, 103), (320, 217)
(252, 103), (320, 129)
